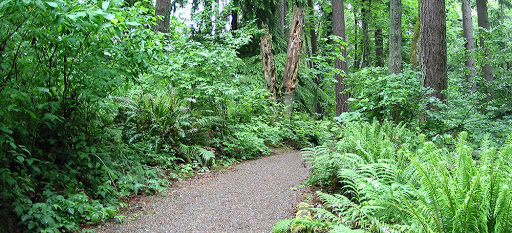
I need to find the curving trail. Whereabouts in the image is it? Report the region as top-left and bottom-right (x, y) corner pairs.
(94, 151), (310, 233)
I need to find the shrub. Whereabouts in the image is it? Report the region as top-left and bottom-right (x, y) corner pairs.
(340, 67), (431, 124)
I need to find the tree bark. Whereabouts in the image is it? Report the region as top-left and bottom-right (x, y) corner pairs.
(421, 0), (447, 102)
(232, 9), (238, 31)
(388, 0), (402, 74)
(375, 28), (384, 67)
(353, 11), (360, 69)
(279, 0), (289, 37)
(461, 0), (477, 91)
(333, 0), (350, 116)
(282, 6), (306, 117)
(476, 0), (494, 81)
(155, 0), (171, 33)
(360, 0), (372, 68)
(307, 0), (322, 115)
(260, 24), (279, 102)
(410, 14), (421, 71)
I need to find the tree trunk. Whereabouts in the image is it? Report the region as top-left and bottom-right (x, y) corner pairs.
(353, 11), (360, 69)
(388, 0), (402, 74)
(308, 0), (322, 115)
(333, 0), (350, 116)
(421, 0), (447, 102)
(410, 14), (421, 71)
(375, 28), (384, 67)
(476, 0), (494, 81)
(232, 9), (238, 31)
(279, 0), (289, 37)
(461, 0), (477, 91)
(155, 0), (171, 33)
(260, 24), (279, 102)
(282, 6), (306, 117)
(360, 0), (372, 68)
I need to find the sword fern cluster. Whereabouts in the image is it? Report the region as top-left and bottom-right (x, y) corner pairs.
(275, 120), (512, 232)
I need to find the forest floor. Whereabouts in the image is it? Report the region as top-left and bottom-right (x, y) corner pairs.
(91, 150), (311, 233)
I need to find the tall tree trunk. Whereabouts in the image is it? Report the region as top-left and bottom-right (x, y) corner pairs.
(353, 11), (360, 69)
(232, 10), (238, 30)
(282, 7), (306, 117)
(410, 14), (421, 70)
(308, 0), (322, 115)
(279, 0), (289, 36)
(333, 0), (350, 116)
(360, 0), (372, 68)
(375, 28), (384, 67)
(388, 0), (402, 74)
(421, 0), (447, 102)
(260, 24), (279, 102)
(155, 0), (171, 33)
(461, 0), (477, 91)
(476, 0), (494, 81)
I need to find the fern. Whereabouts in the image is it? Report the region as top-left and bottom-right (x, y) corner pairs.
(178, 143), (215, 167)
(405, 132), (512, 232)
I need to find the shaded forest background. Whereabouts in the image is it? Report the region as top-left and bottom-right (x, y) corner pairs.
(1, 0), (511, 231)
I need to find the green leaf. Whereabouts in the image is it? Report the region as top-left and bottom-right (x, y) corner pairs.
(46, 1), (58, 8)
(21, 214), (31, 222)
(51, 15), (64, 27)
(0, 0), (13, 9)
(102, 1), (109, 10)
(0, 125), (13, 134)
(125, 21), (141, 26)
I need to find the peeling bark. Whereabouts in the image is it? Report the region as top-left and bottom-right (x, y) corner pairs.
(282, 6), (306, 117)
(260, 24), (279, 102)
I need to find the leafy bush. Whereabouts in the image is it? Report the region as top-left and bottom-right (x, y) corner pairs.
(219, 123), (272, 159)
(0, 1), (175, 231)
(340, 67), (431, 124)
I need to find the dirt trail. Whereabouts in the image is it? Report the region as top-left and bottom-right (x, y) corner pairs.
(94, 151), (310, 233)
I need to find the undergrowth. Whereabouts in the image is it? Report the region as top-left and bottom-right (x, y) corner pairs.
(275, 120), (512, 233)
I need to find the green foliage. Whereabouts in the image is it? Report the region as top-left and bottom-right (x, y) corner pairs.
(284, 120), (512, 232)
(0, 0), (175, 231)
(17, 193), (116, 232)
(403, 132), (512, 232)
(113, 88), (219, 156)
(340, 67), (431, 124)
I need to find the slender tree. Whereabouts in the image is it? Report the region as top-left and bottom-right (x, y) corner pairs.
(461, 0), (477, 91)
(333, 0), (350, 116)
(421, 0), (447, 101)
(353, 10), (360, 69)
(279, 0), (289, 36)
(307, 0), (322, 115)
(360, 0), (372, 68)
(388, 0), (402, 74)
(375, 28), (384, 67)
(155, 0), (171, 33)
(232, 0), (239, 31)
(476, 0), (494, 81)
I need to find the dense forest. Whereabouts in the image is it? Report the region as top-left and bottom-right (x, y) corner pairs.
(1, 0), (511, 232)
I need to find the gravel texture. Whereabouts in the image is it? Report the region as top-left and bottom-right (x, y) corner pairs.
(94, 150), (310, 233)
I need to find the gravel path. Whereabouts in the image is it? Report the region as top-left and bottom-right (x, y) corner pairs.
(94, 151), (310, 233)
